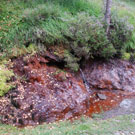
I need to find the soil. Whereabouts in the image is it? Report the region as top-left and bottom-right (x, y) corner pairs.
(0, 54), (135, 127)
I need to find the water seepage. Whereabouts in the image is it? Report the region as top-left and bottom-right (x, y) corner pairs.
(80, 69), (92, 94)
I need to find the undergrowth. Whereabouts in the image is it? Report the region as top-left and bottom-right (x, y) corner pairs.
(0, 64), (14, 96)
(0, 0), (135, 71)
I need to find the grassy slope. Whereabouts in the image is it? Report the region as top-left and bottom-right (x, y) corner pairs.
(114, 0), (135, 26)
(1, 0), (100, 62)
(1, 0), (134, 53)
(0, 0), (135, 134)
(0, 114), (135, 135)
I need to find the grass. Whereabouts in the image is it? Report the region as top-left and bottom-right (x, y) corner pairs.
(0, 114), (135, 135)
(0, 0), (134, 58)
(114, 0), (135, 27)
(0, 0), (134, 55)
(0, 0), (102, 51)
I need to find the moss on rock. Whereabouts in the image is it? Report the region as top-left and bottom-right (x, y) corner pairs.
(122, 52), (131, 60)
(0, 65), (14, 96)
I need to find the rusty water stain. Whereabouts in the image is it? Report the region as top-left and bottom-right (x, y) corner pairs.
(87, 91), (135, 116)
(0, 55), (135, 127)
(87, 92), (122, 116)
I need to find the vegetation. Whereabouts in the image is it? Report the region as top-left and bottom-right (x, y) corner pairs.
(0, 0), (135, 70)
(0, 0), (135, 134)
(0, 114), (135, 135)
(0, 64), (14, 96)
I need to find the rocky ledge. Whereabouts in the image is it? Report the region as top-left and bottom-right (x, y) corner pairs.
(0, 55), (135, 126)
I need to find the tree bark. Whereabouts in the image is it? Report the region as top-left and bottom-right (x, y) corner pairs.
(104, 0), (112, 35)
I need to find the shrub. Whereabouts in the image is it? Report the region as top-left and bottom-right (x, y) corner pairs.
(1, 0), (135, 71)
(65, 13), (116, 59)
(28, 13), (117, 70)
(32, 13), (116, 59)
(109, 14), (135, 57)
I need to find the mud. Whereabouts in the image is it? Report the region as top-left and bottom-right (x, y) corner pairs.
(0, 55), (135, 126)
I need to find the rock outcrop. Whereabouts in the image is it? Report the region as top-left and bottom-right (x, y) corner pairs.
(1, 56), (135, 126)
(84, 59), (135, 92)
(0, 55), (89, 126)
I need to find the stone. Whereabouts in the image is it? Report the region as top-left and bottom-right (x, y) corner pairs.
(1, 57), (135, 127)
(97, 93), (107, 100)
(0, 55), (89, 126)
(120, 99), (132, 109)
(84, 59), (135, 92)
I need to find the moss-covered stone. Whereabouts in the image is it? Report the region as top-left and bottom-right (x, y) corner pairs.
(122, 52), (131, 60)
(0, 65), (14, 96)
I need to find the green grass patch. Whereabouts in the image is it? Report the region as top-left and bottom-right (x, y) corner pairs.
(0, 114), (135, 135)
(114, 0), (135, 26)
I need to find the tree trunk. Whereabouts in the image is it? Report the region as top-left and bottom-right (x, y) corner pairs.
(104, 0), (112, 35)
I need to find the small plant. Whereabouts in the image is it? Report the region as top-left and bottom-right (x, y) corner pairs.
(121, 52), (131, 60)
(64, 50), (80, 71)
(0, 65), (14, 96)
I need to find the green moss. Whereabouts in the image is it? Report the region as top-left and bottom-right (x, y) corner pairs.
(27, 43), (38, 54)
(0, 65), (14, 96)
(122, 52), (131, 60)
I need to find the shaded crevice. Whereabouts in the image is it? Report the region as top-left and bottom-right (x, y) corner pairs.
(46, 60), (66, 69)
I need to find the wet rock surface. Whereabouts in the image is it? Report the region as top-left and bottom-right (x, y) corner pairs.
(83, 59), (135, 118)
(83, 59), (135, 92)
(0, 56), (135, 127)
(0, 55), (89, 126)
